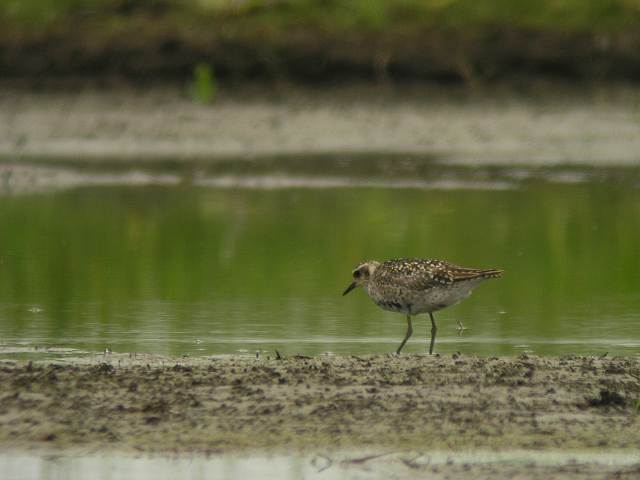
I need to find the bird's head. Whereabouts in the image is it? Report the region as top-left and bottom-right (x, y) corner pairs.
(342, 260), (380, 296)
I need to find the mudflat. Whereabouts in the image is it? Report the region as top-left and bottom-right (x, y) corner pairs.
(2, 84), (640, 165)
(1, 353), (638, 455)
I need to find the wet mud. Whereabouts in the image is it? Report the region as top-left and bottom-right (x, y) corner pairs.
(0, 353), (639, 455)
(2, 85), (640, 166)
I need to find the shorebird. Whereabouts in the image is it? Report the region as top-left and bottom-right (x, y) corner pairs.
(342, 258), (503, 355)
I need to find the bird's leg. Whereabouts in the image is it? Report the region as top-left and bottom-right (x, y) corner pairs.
(396, 315), (413, 355)
(428, 312), (437, 355)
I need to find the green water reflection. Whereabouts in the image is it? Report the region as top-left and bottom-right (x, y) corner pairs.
(0, 181), (639, 357)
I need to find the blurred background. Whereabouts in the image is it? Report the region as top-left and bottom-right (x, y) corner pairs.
(1, 0), (639, 360)
(2, 0), (640, 83)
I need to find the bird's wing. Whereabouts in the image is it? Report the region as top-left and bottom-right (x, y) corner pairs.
(375, 259), (502, 291)
(374, 259), (454, 291)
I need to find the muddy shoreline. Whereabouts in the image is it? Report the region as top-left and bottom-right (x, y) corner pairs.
(1, 354), (639, 455)
(2, 84), (640, 167)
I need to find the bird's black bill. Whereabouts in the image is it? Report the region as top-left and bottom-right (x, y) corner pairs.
(342, 282), (357, 296)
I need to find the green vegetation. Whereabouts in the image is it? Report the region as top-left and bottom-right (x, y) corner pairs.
(190, 63), (216, 103)
(2, 0), (640, 31)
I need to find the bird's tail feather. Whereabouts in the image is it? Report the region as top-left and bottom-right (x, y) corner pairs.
(452, 267), (503, 282)
(479, 268), (503, 279)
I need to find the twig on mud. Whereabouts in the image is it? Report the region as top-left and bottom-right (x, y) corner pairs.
(402, 454), (430, 470)
(350, 355), (369, 363)
(341, 451), (395, 465)
(275, 350), (283, 360)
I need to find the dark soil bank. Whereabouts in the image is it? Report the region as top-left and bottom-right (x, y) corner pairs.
(0, 354), (639, 454)
(4, 27), (640, 83)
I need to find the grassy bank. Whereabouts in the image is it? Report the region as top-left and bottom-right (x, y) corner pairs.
(2, 0), (640, 82)
(4, 0), (639, 31)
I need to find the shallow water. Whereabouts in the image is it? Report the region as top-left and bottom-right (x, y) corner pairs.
(1, 164), (639, 358)
(2, 450), (639, 480)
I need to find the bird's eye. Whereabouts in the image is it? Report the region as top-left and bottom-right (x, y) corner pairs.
(353, 270), (361, 278)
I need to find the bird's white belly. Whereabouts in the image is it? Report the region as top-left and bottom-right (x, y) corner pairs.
(368, 279), (482, 315)
(410, 283), (476, 313)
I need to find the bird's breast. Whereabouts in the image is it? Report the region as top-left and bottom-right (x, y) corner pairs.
(367, 285), (413, 314)
(374, 299), (410, 313)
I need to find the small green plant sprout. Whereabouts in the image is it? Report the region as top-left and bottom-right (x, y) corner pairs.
(190, 63), (216, 104)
